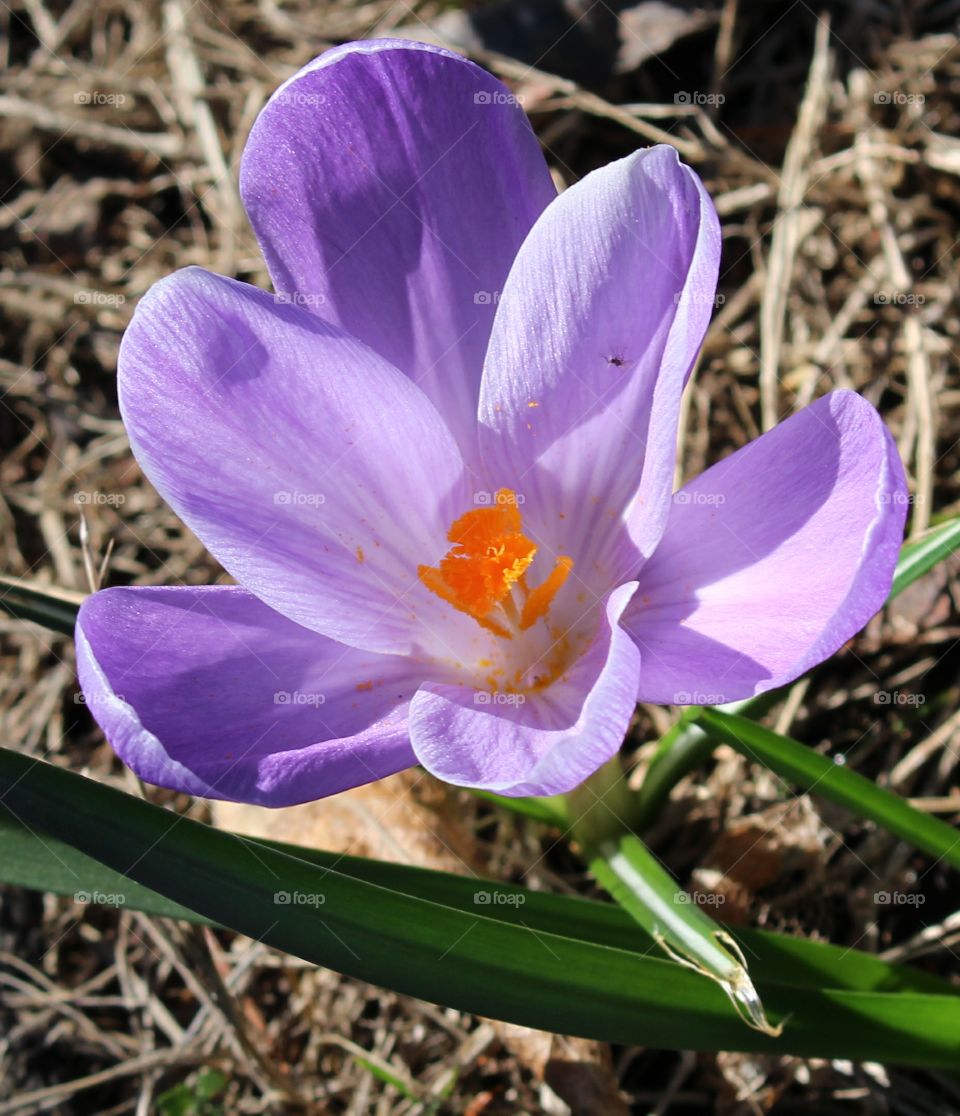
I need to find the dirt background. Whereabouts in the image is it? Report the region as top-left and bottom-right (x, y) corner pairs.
(1, 0), (960, 1112)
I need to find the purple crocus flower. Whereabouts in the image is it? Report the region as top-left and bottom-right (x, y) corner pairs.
(76, 40), (907, 806)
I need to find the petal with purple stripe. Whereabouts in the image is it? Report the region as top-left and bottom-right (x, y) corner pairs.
(479, 145), (721, 592)
(408, 583), (640, 796)
(118, 267), (471, 655)
(625, 391), (907, 704)
(76, 585), (423, 806)
(240, 39), (556, 463)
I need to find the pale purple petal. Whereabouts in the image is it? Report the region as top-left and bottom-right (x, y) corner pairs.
(625, 391), (907, 704)
(240, 39), (556, 464)
(408, 583), (640, 796)
(76, 586), (423, 805)
(118, 267), (472, 655)
(478, 145), (720, 592)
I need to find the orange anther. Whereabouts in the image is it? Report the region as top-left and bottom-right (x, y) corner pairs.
(520, 556), (573, 630)
(419, 490), (573, 638)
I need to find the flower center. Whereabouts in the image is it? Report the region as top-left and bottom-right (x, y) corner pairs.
(418, 489), (573, 641)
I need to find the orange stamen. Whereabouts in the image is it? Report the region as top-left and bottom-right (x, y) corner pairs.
(519, 556), (573, 631)
(418, 488), (573, 637)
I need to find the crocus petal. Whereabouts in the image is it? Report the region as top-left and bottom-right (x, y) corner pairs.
(76, 586), (423, 806)
(118, 267), (471, 655)
(625, 391), (907, 704)
(479, 144), (720, 587)
(408, 583), (640, 796)
(240, 39), (556, 463)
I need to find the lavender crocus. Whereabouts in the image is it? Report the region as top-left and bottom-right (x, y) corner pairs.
(76, 40), (907, 805)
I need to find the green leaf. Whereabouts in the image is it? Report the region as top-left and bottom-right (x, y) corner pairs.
(3, 524), (959, 1059)
(355, 1057), (417, 1100)
(585, 833), (779, 1034)
(695, 708), (960, 870)
(157, 1069), (228, 1116)
(247, 835), (954, 998)
(0, 804), (215, 923)
(631, 711), (710, 832)
(469, 788), (567, 825)
(891, 516), (960, 599)
(0, 575), (83, 635)
(3, 747), (960, 1068)
(565, 757), (775, 1032)
(4, 796), (949, 1000)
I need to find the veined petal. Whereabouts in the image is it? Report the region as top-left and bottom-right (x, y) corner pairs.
(240, 39), (556, 464)
(479, 145), (720, 589)
(408, 583), (640, 796)
(118, 267), (471, 655)
(76, 586), (423, 806)
(625, 391), (907, 704)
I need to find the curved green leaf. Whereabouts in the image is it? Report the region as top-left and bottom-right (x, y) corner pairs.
(469, 788), (567, 825)
(252, 834), (953, 998)
(585, 833), (779, 1033)
(695, 708), (960, 869)
(0, 575), (83, 635)
(564, 758), (775, 1030)
(2, 747), (959, 1068)
(891, 517), (960, 599)
(1, 799), (950, 998)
